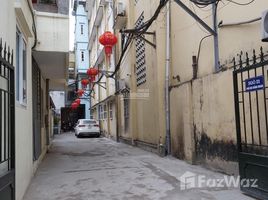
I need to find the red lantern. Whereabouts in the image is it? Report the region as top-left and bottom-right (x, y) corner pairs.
(87, 68), (99, 77)
(89, 76), (96, 82)
(87, 68), (99, 82)
(99, 31), (117, 59)
(71, 102), (79, 110)
(81, 79), (89, 88)
(77, 89), (84, 97)
(75, 99), (81, 105)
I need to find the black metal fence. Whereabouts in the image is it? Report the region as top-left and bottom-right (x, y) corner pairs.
(233, 47), (268, 155)
(233, 47), (268, 200)
(0, 38), (15, 199)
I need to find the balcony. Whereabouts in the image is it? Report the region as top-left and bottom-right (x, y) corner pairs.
(33, 11), (69, 90)
(88, 0), (110, 51)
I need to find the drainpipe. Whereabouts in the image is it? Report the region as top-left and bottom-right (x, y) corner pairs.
(212, 3), (220, 71)
(165, 1), (171, 155)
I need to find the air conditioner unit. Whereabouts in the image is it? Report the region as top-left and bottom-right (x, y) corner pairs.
(261, 10), (268, 42)
(116, 2), (125, 16)
(114, 2), (127, 29)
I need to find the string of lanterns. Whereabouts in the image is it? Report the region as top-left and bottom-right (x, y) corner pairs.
(70, 31), (118, 110)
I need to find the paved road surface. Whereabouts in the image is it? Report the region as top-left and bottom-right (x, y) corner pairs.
(23, 133), (254, 200)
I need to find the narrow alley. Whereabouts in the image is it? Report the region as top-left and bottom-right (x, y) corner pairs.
(23, 133), (253, 200)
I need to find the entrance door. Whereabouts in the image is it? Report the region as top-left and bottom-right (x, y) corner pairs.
(0, 41), (15, 199)
(233, 49), (268, 200)
(32, 58), (42, 161)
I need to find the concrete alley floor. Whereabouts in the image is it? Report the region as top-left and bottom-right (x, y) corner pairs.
(23, 133), (255, 200)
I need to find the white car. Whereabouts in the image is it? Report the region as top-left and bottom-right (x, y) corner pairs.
(74, 119), (100, 138)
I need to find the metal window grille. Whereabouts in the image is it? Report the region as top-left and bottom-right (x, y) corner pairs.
(135, 13), (146, 87)
(109, 101), (113, 119)
(103, 104), (107, 119)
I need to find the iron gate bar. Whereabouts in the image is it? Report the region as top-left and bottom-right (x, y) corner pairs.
(252, 52), (262, 145)
(8, 66), (10, 170)
(234, 60), (268, 73)
(0, 39), (15, 199)
(233, 69), (242, 152)
(242, 143), (268, 147)
(0, 90), (2, 162)
(4, 90), (6, 163)
(260, 49), (268, 143)
(240, 55), (248, 147)
(246, 63), (255, 145)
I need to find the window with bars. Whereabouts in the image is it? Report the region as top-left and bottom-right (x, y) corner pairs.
(99, 105), (103, 120)
(124, 94), (129, 130)
(81, 51), (84, 62)
(109, 101), (113, 120)
(81, 25), (84, 35)
(103, 104), (107, 119)
(135, 13), (146, 87)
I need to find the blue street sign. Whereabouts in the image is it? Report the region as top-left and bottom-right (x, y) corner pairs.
(245, 75), (264, 92)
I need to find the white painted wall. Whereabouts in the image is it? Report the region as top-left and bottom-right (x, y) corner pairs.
(0, 1), (69, 200)
(50, 91), (66, 113)
(35, 12), (69, 52)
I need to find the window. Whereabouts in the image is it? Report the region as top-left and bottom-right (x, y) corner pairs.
(16, 28), (27, 105)
(103, 104), (107, 119)
(81, 51), (84, 62)
(109, 101), (113, 119)
(81, 25), (84, 35)
(135, 13), (146, 86)
(99, 105), (103, 120)
(124, 94), (129, 130)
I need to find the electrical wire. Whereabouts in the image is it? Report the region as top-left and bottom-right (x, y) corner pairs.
(197, 34), (213, 65)
(190, 0), (219, 6)
(91, 0), (256, 93)
(109, 0), (169, 78)
(224, 0), (255, 6)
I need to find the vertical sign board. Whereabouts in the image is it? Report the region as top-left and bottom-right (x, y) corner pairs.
(245, 75), (264, 92)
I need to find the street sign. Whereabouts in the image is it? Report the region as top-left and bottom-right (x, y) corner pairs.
(245, 75), (264, 92)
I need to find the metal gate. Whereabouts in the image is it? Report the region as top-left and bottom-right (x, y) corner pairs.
(0, 40), (15, 199)
(233, 48), (268, 200)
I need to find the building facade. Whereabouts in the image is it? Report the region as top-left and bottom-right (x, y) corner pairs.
(87, 0), (268, 177)
(73, 0), (90, 119)
(0, 0), (69, 199)
(87, 0), (117, 139)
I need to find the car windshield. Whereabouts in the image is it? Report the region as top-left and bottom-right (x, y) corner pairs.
(82, 120), (96, 125)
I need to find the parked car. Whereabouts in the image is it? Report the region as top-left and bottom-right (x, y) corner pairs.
(74, 119), (100, 138)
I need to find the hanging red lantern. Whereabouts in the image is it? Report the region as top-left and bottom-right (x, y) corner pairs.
(87, 68), (99, 82)
(89, 76), (96, 82)
(77, 89), (84, 97)
(99, 31), (117, 59)
(81, 79), (90, 88)
(71, 102), (79, 110)
(87, 67), (99, 77)
(74, 99), (81, 105)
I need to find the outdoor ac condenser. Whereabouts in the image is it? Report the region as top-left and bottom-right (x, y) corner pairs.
(261, 10), (268, 42)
